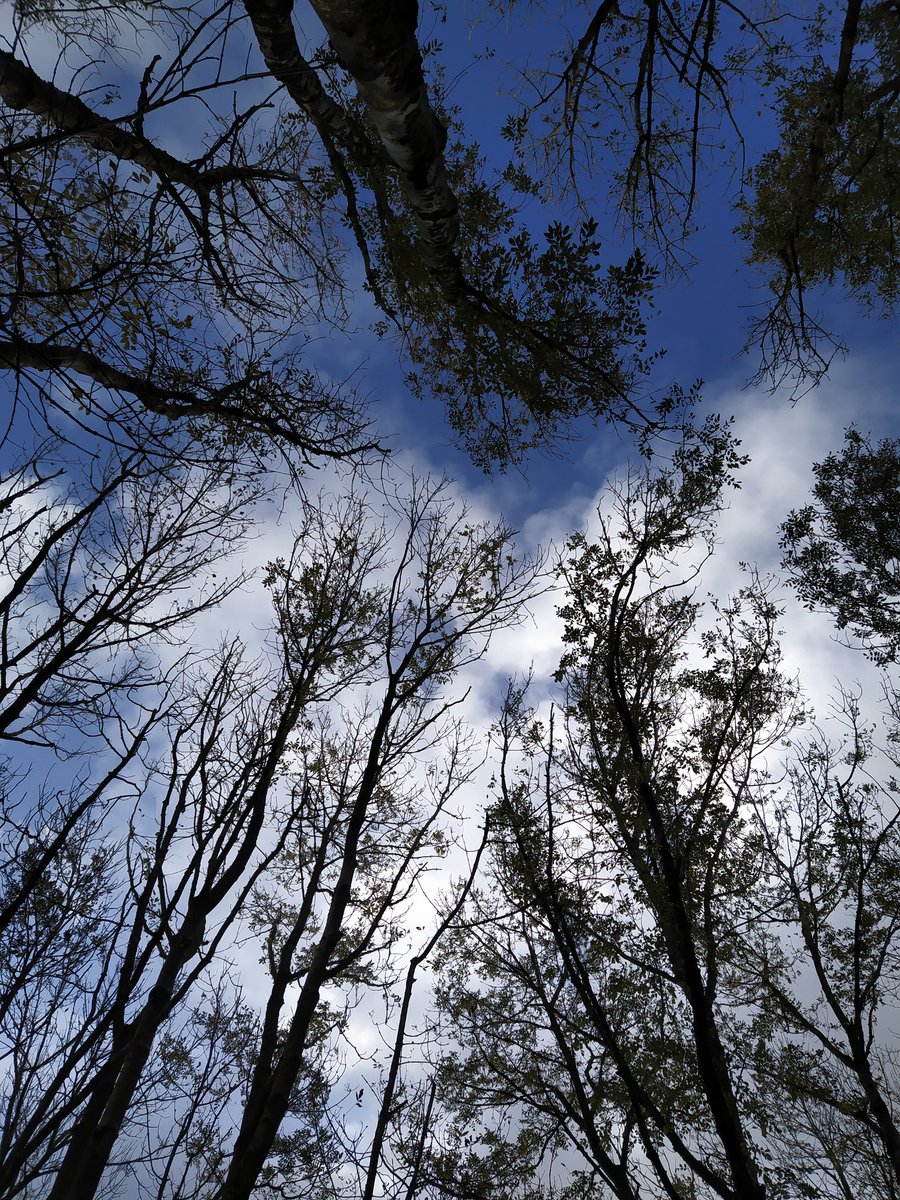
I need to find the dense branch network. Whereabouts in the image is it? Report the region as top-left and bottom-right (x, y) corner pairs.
(0, 5), (898, 1199)
(0, 0), (668, 468)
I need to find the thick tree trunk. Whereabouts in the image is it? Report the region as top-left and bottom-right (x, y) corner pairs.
(45, 915), (208, 1200)
(242, 0), (376, 166)
(306, 0), (462, 288)
(847, 1026), (900, 1187)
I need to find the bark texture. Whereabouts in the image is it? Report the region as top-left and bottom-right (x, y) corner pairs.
(307, 0), (462, 287)
(0, 51), (204, 187)
(242, 0), (377, 166)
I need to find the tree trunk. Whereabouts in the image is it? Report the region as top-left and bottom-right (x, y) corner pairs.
(306, 0), (463, 289)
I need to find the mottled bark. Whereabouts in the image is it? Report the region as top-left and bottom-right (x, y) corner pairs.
(243, 0), (463, 286)
(242, 0), (376, 165)
(306, 0), (462, 288)
(241, 0), (399, 307)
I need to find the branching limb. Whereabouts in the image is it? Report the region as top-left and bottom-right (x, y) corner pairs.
(0, 337), (381, 460)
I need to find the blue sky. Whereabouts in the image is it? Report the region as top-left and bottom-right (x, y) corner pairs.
(2, 0), (897, 752)
(2, 0), (894, 475)
(286, 0), (899, 512)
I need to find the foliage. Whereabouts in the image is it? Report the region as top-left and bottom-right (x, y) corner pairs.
(740, 2), (899, 382)
(0, 439), (542, 1200)
(0, 1), (658, 471)
(1, 0), (894, 465)
(781, 428), (900, 663)
(0, 2), (898, 1198)
(491, 0), (896, 386)
(427, 430), (900, 1200)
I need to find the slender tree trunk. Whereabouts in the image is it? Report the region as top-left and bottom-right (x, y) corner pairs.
(45, 914), (207, 1200)
(216, 700), (394, 1200)
(603, 571), (768, 1200)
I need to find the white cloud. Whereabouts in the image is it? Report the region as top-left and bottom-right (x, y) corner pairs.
(701, 360), (895, 728)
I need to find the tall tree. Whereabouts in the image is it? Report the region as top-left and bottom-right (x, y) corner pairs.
(0, 446), (542, 1199)
(214, 475), (540, 1200)
(482, 0), (897, 383)
(0, 439), (258, 1198)
(0, 0), (657, 469)
(426, 426), (900, 1200)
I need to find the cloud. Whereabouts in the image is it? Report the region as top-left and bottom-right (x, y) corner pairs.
(701, 360), (895, 726)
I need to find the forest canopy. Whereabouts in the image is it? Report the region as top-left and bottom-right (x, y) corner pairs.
(0, 0), (895, 462)
(0, 1), (898, 1199)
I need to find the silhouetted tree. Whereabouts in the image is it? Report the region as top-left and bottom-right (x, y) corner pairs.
(428, 426), (900, 1200)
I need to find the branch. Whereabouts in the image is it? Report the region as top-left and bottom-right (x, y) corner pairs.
(0, 51), (201, 188)
(242, 0), (463, 297)
(0, 337), (379, 459)
(798, 0), (864, 210)
(241, 0), (378, 165)
(0, 50), (303, 192)
(756, 0), (864, 382)
(302, 0), (464, 289)
(240, 0), (400, 310)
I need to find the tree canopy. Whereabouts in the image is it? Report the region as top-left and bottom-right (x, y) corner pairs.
(1, 0), (894, 463)
(431, 431), (900, 1200)
(781, 429), (900, 664)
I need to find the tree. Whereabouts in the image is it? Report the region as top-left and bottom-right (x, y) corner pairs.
(426, 426), (900, 1200)
(737, 698), (900, 1198)
(0, 1), (657, 469)
(472, 0), (897, 384)
(741, 1), (898, 383)
(0, 442), (253, 748)
(0, 438), (259, 1198)
(1, 2), (898, 1197)
(781, 428), (900, 664)
(214, 475), (541, 1200)
(0, 439), (543, 1199)
(3, 0), (893, 468)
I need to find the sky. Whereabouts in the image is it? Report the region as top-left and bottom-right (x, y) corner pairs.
(1, 2), (899, 1193)
(2, 0), (898, 951)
